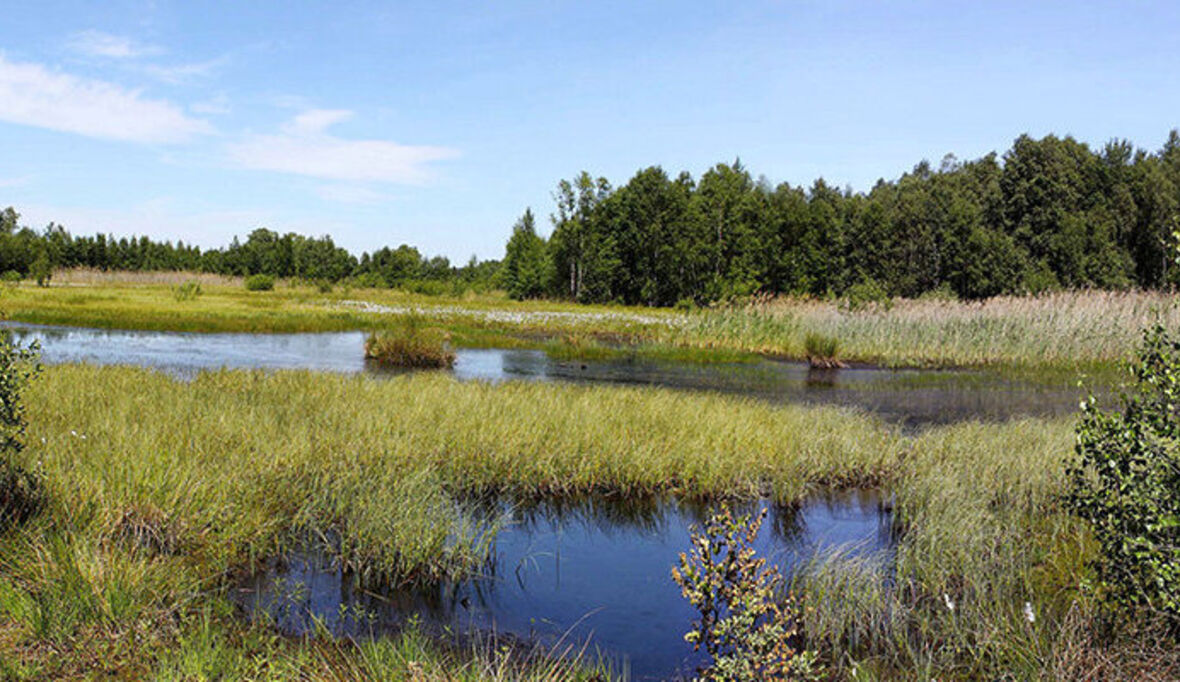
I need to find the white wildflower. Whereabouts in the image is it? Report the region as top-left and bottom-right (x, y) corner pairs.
(1023, 601), (1035, 623)
(943, 593), (955, 612)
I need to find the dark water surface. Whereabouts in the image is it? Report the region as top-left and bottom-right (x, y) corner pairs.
(3, 322), (1092, 427)
(236, 492), (892, 680)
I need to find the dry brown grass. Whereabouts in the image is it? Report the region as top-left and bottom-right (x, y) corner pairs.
(680, 289), (1180, 367)
(51, 267), (244, 287)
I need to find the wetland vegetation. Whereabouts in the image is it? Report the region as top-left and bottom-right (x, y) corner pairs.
(0, 348), (1170, 679)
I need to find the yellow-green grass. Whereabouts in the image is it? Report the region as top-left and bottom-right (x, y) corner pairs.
(799, 417), (1180, 680)
(0, 363), (1167, 678)
(5, 272), (1174, 371)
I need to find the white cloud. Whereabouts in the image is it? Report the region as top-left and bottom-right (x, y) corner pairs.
(191, 93), (231, 115)
(227, 109), (457, 184)
(140, 56), (228, 85)
(66, 30), (162, 59)
(0, 54), (212, 143)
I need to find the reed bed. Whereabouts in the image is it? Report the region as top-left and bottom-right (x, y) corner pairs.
(677, 290), (1180, 369)
(52, 267), (245, 287)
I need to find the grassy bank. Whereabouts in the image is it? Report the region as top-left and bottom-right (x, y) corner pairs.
(0, 364), (1167, 678)
(5, 271), (1174, 370)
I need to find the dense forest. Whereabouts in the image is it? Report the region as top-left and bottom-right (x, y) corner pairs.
(504, 131), (1180, 304)
(5, 131), (1180, 304)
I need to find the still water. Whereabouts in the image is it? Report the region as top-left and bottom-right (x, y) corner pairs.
(236, 492), (892, 680)
(3, 322), (1091, 427)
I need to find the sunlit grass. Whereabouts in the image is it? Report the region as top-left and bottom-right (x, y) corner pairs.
(0, 361), (1169, 678)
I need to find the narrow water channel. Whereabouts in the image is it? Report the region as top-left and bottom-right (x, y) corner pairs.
(3, 322), (1093, 427)
(235, 492), (892, 680)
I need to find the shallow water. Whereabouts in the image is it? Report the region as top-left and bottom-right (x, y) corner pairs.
(235, 492), (892, 680)
(2, 322), (1094, 427)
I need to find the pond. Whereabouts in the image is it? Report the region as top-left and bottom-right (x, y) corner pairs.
(235, 491), (892, 680)
(2, 322), (1093, 427)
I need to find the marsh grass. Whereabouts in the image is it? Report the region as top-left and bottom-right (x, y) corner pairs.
(364, 314), (456, 368)
(678, 290), (1180, 369)
(803, 332), (843, 369)
(0, 361), (1167, 678)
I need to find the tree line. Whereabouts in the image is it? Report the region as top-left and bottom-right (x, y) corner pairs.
(0, 208), (499, 292)
(504, 131), (1180, 304)
(6, 130), (1180, 304)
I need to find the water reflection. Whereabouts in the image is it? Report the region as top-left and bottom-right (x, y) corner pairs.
(2, 322), (1095, 427)
(236, 493), (893, 680)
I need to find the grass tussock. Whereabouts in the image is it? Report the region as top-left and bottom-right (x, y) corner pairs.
(365, 315), (456, 368)
(803, 332), (844, 369)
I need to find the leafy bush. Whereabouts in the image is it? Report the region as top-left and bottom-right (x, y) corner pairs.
(841, 279), (893, 312)
(172, 280), (202, 302)
(1, 271), (21, 284)
(1068, 322), (1180, 619)
(0, 339), (42, 529)
(364, 314), (455, 368)
(672, 505), (819, 680)
(803, 333), (844, 369)
(244, 274), (275, 291)
(29, 253), (51, 288)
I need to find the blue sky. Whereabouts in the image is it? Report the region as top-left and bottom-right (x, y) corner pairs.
(1, 1), (1178, 261)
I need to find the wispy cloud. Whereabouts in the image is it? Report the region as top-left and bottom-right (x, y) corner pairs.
(140, 56), (228, 85)
(227, 109), (457, 184)
(191, 93), (231, 115)
(0, 54), (212, 143)
(66, 30), (162, 59)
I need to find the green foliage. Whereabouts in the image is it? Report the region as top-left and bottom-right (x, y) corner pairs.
(1, 270), (21, 284)
(1068, 322), (1180, 618)
(502, 209), (548, 300)
(29, 252), (51, 287)
(0, 337), (42, 529)
(672, 505), (819, 680)
(172, 280), (202, 302)
(841, 279), (892, 312)
(803, 333), (842, 369)
(243, 273), (275, 291)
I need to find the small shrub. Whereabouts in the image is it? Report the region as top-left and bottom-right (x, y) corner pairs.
(675, 297), (699, 313)
(244, 274), (275, 291)
(803, 333), (844, 369)
(672, 505), (819, 680)
(841, 279), (892, 312)
(0, 339), (42, 529)
(364, 314), (455, 368)
(29, 253), (51, 288)
(313, 278), (333, 294)
(1068, 322), (1180, 619)
(1, 271), (22, 284)
(172, 280), (202, 302)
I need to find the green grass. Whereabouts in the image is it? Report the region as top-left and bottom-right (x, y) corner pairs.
(364, 315), (456, 368)
(0, 362), (1171, 678)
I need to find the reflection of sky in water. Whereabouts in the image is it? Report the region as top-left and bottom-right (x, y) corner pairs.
(2, 322), (1091, 427)
(236, 493), (894, 680)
